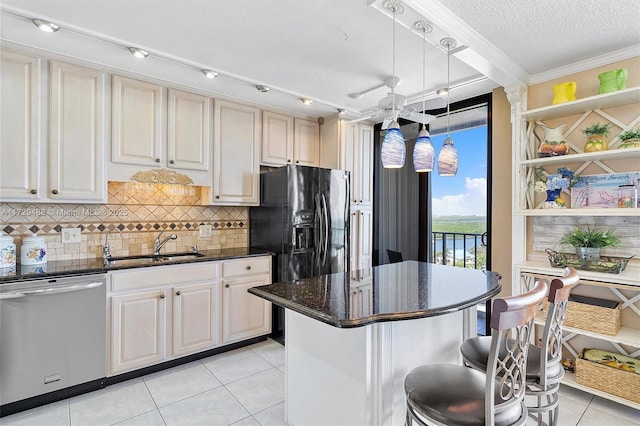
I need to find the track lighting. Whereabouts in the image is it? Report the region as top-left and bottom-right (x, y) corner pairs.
(203, 70), (218, 79)
(256, 85), (270, 93)
(32, 19), (59, 33)
(301, 98), (313, 105)
(128, 47), (149, 58)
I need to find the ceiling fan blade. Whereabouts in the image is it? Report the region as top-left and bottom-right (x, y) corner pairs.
(399, 110), (437, 124)
(378, 93), (407, 109)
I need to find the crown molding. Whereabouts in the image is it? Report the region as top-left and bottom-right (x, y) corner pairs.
(529, 46), (639, 85)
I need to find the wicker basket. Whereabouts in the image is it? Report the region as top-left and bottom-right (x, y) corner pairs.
(575, 357), (640, 403)
(542, 295), (621, 335)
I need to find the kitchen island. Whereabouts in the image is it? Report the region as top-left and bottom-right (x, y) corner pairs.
(249, 261), (502, 426)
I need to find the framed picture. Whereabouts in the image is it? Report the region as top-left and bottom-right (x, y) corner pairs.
(571, 172), (640, 209)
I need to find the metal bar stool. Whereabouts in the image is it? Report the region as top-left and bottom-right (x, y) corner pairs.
(404, 279), (548, 426)
(460, 267), (579, 425)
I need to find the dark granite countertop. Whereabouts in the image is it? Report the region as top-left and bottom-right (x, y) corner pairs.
(0, 247), (273, 283)
(249, 261), (502, 328)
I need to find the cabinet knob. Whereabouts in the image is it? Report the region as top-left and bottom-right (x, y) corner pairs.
(295, 160), (300, 164)
(169, 160), (175, 164)
(51, 189), (59, 195)
(246, 265), (251, 270)
(359, 200), (363, 203)
(175, 291), (181, 296)
(215, 195), (220, 199)
(159, 294), (165, 299)
(287, 159), (291, 163)
(225, 283), (230, 288)
(155, 158), (161, 163)
(30, 189), (37, 195)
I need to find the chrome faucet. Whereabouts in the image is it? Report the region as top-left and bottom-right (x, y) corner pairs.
(154, 230), (177, 255)
(103, 229), (122, 263)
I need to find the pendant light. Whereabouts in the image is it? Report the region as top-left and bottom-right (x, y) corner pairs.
(380, 0), (406, 169)
(412, 21), (435, 173)
(437, 37), (459, 176)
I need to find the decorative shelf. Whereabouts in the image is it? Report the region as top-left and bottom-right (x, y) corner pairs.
(521, 147), (640, 167)
(561, 371), (640, 410)
(522, 86), (640, 122)
(515, 208), (640, 217)
(534, 314), (640, 348)
(517, 261), (640, 289)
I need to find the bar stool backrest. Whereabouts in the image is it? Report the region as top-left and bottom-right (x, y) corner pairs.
(486, 279), (548, 424)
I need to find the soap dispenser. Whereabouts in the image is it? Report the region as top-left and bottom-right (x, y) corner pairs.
(21, 233), (47, 265)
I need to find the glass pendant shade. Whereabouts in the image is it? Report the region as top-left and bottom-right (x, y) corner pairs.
(413, 129), (435, 172)
(381, 121), (406, 168)
(437, 136), (458, 176)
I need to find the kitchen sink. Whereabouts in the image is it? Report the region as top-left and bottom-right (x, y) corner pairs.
(160, 252), (206, 261)
(106, 252), (206, 266)
(106, 256), (164, 266)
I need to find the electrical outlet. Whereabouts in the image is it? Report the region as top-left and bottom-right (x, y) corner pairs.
(62, 228), (81, 243)
(199, 224), (212, 238)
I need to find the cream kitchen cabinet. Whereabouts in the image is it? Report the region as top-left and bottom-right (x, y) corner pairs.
(108, 262), (221, 375)
(110, 288), (168, 374)
(261, 112), (320, 167)
(0, 54), (106, 202)
(0, 50), (41, 201)
(221, 256), (272, 344)
(111, 78), (211, 181)
(351, 207), (373, 270)
(349, 270), (372, 318)
(172, 281), (221, 357)
(211, 99), (261, 205)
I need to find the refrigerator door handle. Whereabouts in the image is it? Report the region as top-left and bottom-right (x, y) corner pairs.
(315, 194), (322, 267)
(321, 193), (329, 265)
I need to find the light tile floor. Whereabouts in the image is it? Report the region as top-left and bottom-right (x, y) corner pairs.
(1, 339), (638, 426)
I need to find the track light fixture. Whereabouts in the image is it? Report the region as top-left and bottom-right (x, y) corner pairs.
(256, 85), (270, 93)
(202, 70), (218, 79)
(301, 98), (313, 105)
(128, 47), (149, 58)
(32, 19), (59, 32)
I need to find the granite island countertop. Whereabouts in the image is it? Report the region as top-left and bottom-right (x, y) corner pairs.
(0, 247), (273, 283)
(249, 261), (502, 328)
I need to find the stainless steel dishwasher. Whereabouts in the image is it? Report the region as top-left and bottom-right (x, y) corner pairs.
(0, 274), (107, 407)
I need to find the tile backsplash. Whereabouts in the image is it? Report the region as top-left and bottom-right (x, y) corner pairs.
(0, 182), (248, 262)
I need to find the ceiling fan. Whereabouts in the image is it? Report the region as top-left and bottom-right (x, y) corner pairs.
(349, 77), (442, 129)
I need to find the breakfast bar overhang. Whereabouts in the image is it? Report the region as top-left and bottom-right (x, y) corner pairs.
(249, 261), (502, 426)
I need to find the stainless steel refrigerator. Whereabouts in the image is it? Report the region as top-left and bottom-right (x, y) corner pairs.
(250, 165), (350, 343)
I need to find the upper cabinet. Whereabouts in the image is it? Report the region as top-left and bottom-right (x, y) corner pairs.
(211, 100), (261, 205)
(261, 112), (320, 167)
(0, 53), (106, 203)
(0, 50), (41, 201)
(111, 77), (211, 182)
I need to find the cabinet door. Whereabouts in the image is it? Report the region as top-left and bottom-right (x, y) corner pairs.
(112, 75), (164, 167)
(212, 100), (260, 205)
(358, 208), (372, 270)
(0, 50), (41, 201)
(222, 274), (271, 343)
(293, 118), (320, 166)
(340, 122), (357, 202)
(262, 110), (293, 166)
(350, 210), (359, 272)
(173, 281), (220, 356)
(356, 124), (374, 206)
(110, 289), (167, 375)
(167, 89), (211, 171)
(49, 61), (106, 202)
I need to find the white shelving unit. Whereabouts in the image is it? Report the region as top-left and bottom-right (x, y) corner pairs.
(513, 86), (640, 409)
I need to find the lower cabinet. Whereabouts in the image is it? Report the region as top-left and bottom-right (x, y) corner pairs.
(108, 257), (271, 376)
(221, 257), (272, 344)
(110, 288), (168, 374)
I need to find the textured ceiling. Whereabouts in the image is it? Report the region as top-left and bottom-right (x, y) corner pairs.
(437, 0), (640, 75)
(1, 0), (638, 119)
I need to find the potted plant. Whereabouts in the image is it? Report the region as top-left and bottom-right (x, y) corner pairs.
(581, 122), (611, 153)
(559, 225), (620, 260)
(618, 129), (640, 149)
